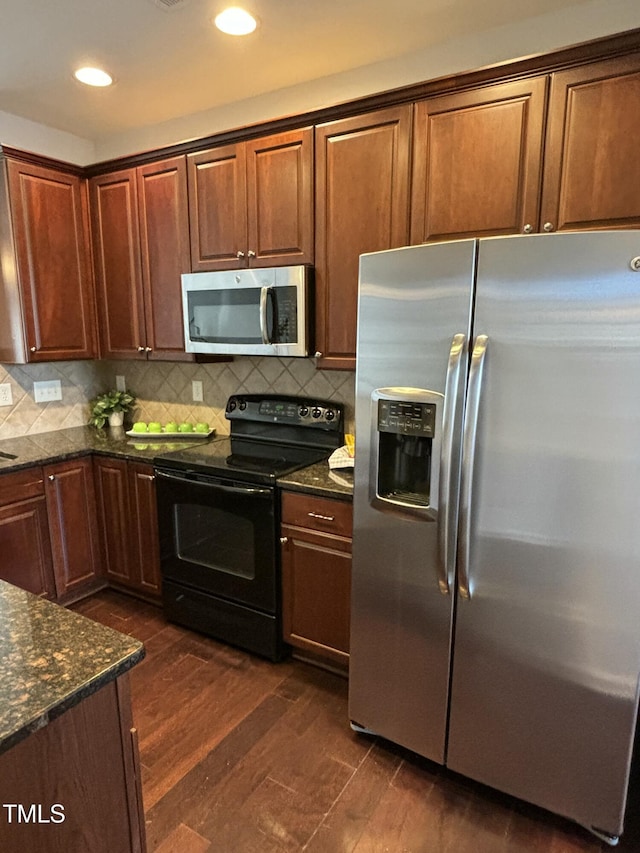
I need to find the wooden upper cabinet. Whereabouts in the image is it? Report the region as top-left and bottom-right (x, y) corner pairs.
(90, 156), (192, 361)
(541, 53), (640, 233)
(90, 169), (146, 359)
(245, 129), (313, 266)
(188, 143), (247, 271)
(0, 156), (96, 363)
(137, 156), (192, 360)
(411, 78), (548, 243)
(315, 106), (412, 370)
(187, 127), (313, 271)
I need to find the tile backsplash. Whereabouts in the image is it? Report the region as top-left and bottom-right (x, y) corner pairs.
(0, 357), (355, 440)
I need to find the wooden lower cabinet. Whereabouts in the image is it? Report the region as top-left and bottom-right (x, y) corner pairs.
(280, 491), (352, 670)
(94, 456), (162, 601)
(0, 467), (56, 598)
(0, 673), (146, 853)
(43, 457), (104, 602)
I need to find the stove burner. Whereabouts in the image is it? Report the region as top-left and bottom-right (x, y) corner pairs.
(226, 452), (289, 472)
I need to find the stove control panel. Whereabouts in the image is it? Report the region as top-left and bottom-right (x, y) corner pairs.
(226, 395), (343, 431)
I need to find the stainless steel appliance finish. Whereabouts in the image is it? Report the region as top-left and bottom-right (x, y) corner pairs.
(349, 231), (640, 844)
(181, 265), (311, 356)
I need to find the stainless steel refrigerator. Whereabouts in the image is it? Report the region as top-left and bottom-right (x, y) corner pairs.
(349, 231), (640, 845)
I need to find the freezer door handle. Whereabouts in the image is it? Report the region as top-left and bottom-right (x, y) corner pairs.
(458, 334), (489, 599)
(437, 333), (466, 595)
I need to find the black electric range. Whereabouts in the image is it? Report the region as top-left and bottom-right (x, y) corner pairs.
(153, 394), (344, 660)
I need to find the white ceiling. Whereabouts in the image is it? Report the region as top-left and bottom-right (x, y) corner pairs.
(0, 0), (614, 146)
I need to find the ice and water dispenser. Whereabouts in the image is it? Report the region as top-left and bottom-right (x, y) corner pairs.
(370, 388), (442, 520)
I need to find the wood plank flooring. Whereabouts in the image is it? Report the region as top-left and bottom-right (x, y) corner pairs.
(72, 591), (640, 852)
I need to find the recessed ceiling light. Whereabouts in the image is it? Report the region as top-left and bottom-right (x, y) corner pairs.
(214, 7), (257, 36)
(74, 67), (113, 87)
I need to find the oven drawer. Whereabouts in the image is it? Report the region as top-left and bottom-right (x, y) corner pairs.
(281, 491), (353, 538)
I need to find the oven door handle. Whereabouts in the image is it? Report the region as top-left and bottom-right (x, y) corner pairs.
(155, 468), (272, 496)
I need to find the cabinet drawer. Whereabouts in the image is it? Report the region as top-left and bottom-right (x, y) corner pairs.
(0, 467), (45, 506)
(281, 491), (352, 538)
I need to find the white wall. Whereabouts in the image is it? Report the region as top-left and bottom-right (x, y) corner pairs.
(93, 0), (640, 163)
(0, 110), (95, 166)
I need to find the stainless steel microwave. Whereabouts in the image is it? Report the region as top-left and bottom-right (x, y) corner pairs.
(181, 265), (311, 357)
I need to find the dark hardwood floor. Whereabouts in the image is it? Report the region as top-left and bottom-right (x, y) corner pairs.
(72, 591), (640, 852)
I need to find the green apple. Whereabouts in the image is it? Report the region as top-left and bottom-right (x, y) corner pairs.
(195, 422), (210, 433)
(131, 422), (147, 433)
(148, 421), (162, 433)
(178, 422), (193, 433)
(165, 421), (178, 433)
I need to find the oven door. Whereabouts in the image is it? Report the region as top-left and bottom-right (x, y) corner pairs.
(155, 467), (277, 613)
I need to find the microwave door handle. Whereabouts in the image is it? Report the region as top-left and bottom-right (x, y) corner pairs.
(260, 286), (273, 345)
(458, 334), (488, 601)
(437, 333), (466, 595)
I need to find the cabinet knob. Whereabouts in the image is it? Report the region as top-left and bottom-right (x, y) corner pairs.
(543, 222), (554, 232)
(137, 346), (145, 352)
(280, 537), (289, 544)
(145, 346), (152, 352)
(48, 474), (55, 481)
(248, 250), (256, 259)
(30, 346), (38, 352)
(314, 351), (322, 359)
(523, 224), (533, 234)
(237, 251), (245, 259)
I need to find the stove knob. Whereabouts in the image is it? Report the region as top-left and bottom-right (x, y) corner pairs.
(227, 399), (237, 412)
(238, 399), (247, 411)
(325, 409), (335, 421)
(299, 405), (309, 418)
(311, 407), (322, 419)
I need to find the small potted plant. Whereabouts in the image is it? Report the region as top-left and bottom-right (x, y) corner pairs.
(89, 389), (136, 429)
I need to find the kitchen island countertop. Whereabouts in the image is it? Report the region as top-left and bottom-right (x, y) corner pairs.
(0, 579), (144, 756)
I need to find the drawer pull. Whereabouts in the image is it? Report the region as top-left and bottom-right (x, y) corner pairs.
(308, 511), (335, 522)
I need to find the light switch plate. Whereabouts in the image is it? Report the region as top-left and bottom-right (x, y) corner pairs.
(33, 379), (62, 403)
(115, 375), (126, 392)
(192, 380), (203, 402)
(0, 383), (12, 406)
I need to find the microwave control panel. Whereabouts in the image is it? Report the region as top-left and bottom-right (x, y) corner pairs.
(377, 399), (436, 437)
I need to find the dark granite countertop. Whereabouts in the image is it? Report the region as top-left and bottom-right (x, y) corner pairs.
(0, 579), (144, 756)
(278, 461), (353, 500)
(0, 425), (213, 473)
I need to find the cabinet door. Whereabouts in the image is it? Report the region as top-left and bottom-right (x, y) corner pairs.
(541, 53), (640, 233)
(45, 457), (103, 600)
(93, 456), (132, 587)
(0, 496), (55, 598)
(245, 128), (313, 266)
(90, 169), (147, 359)
(411, 78), (547, 242)
(315, 106), (412, 370)
(137, 156), (193, 361)
(187, 143), (247, 271)
(6, 159), (96, 360)
(127, 462), (162, 599)
(281, 525), (351, 667)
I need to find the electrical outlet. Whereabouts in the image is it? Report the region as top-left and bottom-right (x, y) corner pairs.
(192, 380), (203, 402)
(33, 380), (62, 403)
(115, 375), (126, 392)
(0, 383), (13, 406)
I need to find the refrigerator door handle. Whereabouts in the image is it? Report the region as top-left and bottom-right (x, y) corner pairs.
(458, 334), (489, 600)
(437, 333), (467, 595)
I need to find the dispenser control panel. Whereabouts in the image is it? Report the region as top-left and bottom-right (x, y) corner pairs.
(377, 399), (436, 437)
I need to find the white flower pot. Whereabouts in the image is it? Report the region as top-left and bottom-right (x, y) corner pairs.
(108, 411), (124, 428)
